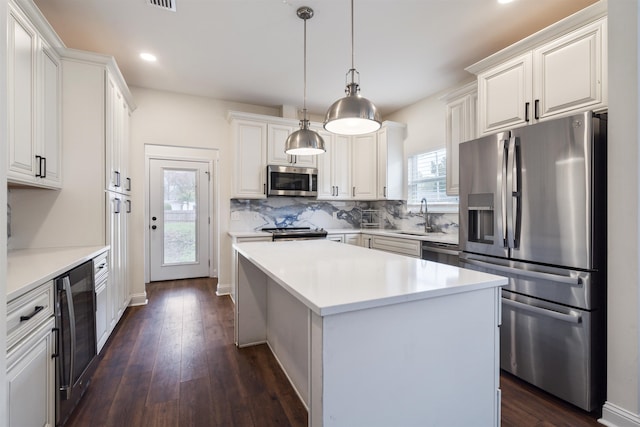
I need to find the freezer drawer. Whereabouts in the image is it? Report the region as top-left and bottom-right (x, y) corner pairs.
(460, 253), (603, 310)
(501, 290), (605, 412)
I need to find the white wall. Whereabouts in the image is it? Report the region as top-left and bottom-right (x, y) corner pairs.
(128, 87), (279, 297)
(600, 1), (640, 425)
(386, 84), (470, 157)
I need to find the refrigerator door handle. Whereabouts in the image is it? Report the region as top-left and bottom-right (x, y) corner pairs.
(511, 137), (522, 249)
(501, 139), (510, 248)
(462, 258), (582, 286)
(502, 297), (581, 324)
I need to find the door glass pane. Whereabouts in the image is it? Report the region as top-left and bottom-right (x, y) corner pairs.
(163, 169), (197, 264)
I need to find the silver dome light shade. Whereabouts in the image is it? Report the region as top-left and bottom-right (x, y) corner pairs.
(285, 118), (325, 155)
(324, 79), (381, 135)
(285, 7), (326, 156)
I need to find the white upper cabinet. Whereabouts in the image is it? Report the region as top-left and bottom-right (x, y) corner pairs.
(7, 0), (62, 189)
(533, 19), (606, 120)
(267, 123), (317, 168)
(316, 129), (351, 200)
(351, 134), (377, 200)
(468, 3), (607, 136)
(477, 53), (532, 134)
(443, 82), (477, 196)
(377, 122), (406, 200)
(231, 117), (268, 199)
(105, 73), (131, 194)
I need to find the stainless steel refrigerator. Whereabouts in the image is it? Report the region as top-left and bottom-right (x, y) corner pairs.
(459, 111), (607, 412)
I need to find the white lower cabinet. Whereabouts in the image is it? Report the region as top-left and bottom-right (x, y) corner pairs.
(345, 233), (361, 246)
(6, 305), (55, 427)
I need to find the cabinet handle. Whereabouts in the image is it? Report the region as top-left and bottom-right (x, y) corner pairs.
(126, 177), (131, 191)
(336, 186), (339, 197)
(51, 327), (59, 359)
(534, 99), (540, 120)
(114, 171), (121, 188)
(383, 186), (387, 198)
(114, 198), (121, 214)
(263, 183), (266, 195)
(524, 102), (530, 123)
(126, 199), (132, 213)
(41, 157), (46, 178)
(20, 305), (44, 321)
(35, 155), (42, 177)
(352, 187), (356, 197)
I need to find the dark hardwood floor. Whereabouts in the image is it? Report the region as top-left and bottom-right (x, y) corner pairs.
(66, 278), (602, 427)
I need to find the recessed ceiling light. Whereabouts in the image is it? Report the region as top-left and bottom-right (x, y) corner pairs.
(140, 52), (157, 62)
(498, 0), (515, 3)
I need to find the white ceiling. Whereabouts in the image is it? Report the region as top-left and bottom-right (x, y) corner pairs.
(33, 0), (598, 117)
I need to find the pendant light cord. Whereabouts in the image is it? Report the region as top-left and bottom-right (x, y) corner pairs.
(350, 0), (355, 71)
(303, 13), (308, 122)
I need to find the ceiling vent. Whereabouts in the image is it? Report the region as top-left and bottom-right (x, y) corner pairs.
(147, 0), (176, 12)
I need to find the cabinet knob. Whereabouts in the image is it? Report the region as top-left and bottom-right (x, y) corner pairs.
(151, 225), (157, 230)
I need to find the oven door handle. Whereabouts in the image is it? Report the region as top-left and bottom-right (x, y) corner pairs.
(462, 258), (582, 286)
(60, 276), (76, 400)
(502, 297), (581, 324)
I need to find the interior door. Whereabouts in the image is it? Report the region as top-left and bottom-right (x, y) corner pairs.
(149, 159), (210, 281)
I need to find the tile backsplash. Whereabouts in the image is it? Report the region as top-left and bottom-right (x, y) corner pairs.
(230, 198), (459, 236)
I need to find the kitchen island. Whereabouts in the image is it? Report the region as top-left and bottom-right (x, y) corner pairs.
(234, 240), (506, 427)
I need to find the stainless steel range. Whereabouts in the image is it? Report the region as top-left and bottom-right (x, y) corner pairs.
(262, 227), (328, 241)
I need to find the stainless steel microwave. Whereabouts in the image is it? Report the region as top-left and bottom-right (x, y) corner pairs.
(267, 165), (317, 197)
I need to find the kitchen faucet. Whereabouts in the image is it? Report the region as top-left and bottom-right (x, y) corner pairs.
(420, 198), (432, 232)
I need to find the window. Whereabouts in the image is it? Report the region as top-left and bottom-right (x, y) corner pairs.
(407, 148), (458, 205)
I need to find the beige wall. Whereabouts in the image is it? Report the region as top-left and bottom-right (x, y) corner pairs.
(386, 88), (451, 158)
(127, 87), (279, 298)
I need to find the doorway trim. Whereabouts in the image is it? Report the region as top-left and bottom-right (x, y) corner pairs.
(144, 144), (220, 284)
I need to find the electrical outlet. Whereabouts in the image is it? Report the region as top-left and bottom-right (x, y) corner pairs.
(231, 212), (240, 221)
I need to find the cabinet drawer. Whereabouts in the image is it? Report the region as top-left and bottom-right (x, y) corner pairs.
(371, 236), (421, 258)
(94, 251), (109, 282)
(7, 281), (55, 349)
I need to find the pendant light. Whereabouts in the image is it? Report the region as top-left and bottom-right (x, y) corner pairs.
(323, 0), (381, 136)
(285, 7), (326, 156)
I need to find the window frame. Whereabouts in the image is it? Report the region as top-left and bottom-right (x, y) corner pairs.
(407, 148), (459, 212)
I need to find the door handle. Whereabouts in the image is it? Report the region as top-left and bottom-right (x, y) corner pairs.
(502, 297), (581, 324)
(60, 276), (76, 400)
(461, 258), (582, 286)
(501, 139), (509, 248)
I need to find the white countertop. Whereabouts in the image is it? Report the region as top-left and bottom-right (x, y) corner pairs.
(234, 240), (504, 316)
(7, 246), (109, 301)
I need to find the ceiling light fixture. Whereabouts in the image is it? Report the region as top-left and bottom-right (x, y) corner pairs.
(140, 52), (157, 62)
(285, 7), (326, 156)
(323, 0), (381, 136)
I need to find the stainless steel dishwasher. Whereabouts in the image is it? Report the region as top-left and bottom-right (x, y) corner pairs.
(421, 241), (459, 266)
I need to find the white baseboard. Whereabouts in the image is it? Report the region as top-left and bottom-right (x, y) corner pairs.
(129, 292), (148, 306)
(600, 402), (640, 427)
(216, 282), (232, 297)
